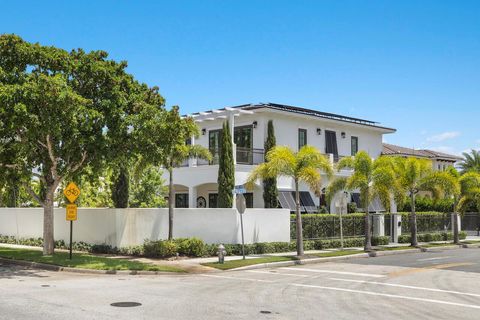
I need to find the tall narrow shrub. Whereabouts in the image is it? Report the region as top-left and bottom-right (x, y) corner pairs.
(218, 121), (235, 208)
(112, 166), (129, 208)
(263, 120), (278, 208)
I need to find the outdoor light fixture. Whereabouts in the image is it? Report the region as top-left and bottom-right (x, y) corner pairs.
(341, 132), (346, 138)
(316, 128), (322, 135)
(202, 128), (206, 135)
(252, 121), (258, 128)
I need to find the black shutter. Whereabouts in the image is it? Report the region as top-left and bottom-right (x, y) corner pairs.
(325, 131), (338, 157)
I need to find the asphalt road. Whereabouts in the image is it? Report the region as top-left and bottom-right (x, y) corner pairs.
(2, 248), (480, 320)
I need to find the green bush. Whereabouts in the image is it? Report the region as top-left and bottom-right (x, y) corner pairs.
(143, 240), (178, 258)
(398, 196), (454, 213)
(397, 231), (467, 243)
(176, 238), (205, 257)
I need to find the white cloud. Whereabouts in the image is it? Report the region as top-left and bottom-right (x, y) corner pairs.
(426, 131), (460, 142)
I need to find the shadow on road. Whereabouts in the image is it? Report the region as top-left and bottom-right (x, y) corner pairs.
(0, 262), (49, 279)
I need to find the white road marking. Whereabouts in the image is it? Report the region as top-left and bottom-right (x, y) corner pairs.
(291, 283), (480, 310)
(200, 274), (275, 283)
(417, 256), (451, 262)
(280, 267), (386, 278)
(246, 270), (309, 277)
(328, 277), (480, 298)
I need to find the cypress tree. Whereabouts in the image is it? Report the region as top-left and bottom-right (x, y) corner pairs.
(217, 121), (235, 208)
(263, 120), (278, 208)
(112, 166), (129, 208)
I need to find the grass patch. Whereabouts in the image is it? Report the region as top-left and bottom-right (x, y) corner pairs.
(311, 250), (361, 257)
(0, 247), (184, 272)
(202, 256), (297, 270)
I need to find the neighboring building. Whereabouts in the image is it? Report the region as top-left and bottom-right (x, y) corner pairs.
(382, 143), (461, 171)
(165, 103), (396, 213)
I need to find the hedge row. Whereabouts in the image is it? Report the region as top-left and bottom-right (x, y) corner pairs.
(292, 212), (454, 240)
(398, 231), (467, 243)
(0, 234), (389, 258)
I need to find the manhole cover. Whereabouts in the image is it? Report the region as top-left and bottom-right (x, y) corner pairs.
(110, 302), (142, 308)
(260, 310), (272, 314)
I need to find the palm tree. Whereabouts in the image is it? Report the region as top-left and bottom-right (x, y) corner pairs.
(165, 144), (211, 239)
(459, 150), (480, 173)
(326, 152), (400, 251)
(448, 169), (480, 244)
(393, 157), (458, 247)
(246, 145), (333, 256)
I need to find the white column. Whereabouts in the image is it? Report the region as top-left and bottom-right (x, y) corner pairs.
(188, 186), (197, 208)
(228, 111), (237, 208)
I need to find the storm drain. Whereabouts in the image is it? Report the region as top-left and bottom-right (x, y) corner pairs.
(110, 302), (142, 308)
(260, 311), (272, 314)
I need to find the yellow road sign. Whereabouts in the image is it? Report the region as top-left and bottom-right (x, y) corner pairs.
(66, 204), (77, 221)
(63, 182), (81, 203)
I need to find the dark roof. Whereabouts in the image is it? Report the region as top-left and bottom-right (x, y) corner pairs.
(190, 102), (396, 132)
(382, 143), (461, 161)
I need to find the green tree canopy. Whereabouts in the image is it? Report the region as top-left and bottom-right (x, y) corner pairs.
(459, 150), (480, 174)
(0, 34), (164, 254)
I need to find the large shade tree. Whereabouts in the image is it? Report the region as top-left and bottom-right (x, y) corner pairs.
(0, 34), (164, 254)
(134, 105), (211, 239)
(326, 152), (401, 251)
(247, 145), (333, 256)
(393, 157), (458, 247)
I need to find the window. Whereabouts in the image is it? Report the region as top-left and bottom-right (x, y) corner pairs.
(298, 129), (307, 149)
(208, 193), (218, 208)
(244, 193), (254, 208)
(325, 130), (338, 157)
(208, 129), (222, 164)
(175, 193), (189, 208)
(234, 125), (253, 164)
(351, 136), (358, 156)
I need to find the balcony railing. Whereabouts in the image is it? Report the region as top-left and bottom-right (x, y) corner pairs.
(195, 147), (264, 166)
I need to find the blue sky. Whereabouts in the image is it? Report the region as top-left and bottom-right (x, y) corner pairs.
(2, 1), (479, 155)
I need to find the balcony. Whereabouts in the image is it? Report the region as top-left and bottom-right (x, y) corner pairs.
(196, 147), (264, 166)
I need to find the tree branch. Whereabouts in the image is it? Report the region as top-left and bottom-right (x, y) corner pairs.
(23, 182), (44, 206)
(67, 151), (88, 174)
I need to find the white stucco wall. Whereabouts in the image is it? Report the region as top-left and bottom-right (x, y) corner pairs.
(0, 208), (290, 247)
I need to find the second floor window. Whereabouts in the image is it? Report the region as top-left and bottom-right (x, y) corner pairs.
(351, 136), (358, 156)
(298, 129), (307, 149)
(325, 130), (338, 157)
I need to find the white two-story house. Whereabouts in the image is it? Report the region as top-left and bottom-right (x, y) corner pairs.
(165, 103), (396, 213)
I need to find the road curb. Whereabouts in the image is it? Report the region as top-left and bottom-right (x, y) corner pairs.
(227, 244), (478, 271)
(0, 257), (185, 275)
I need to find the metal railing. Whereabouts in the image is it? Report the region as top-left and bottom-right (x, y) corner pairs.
(196, 147), (264, 166)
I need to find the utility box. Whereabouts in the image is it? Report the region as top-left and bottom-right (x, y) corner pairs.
(372, 213), (385, 237)
(392, 214), (402, 243)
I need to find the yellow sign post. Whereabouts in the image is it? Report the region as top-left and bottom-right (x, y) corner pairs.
(66, 204), (77, 221)
(64, 182), (80, 260)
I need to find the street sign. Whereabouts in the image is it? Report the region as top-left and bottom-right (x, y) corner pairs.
(233, 185), (246, 194)
(236, 193), (246, 214)
(66, 204), (77, 221)
(63, 182), (81, 203)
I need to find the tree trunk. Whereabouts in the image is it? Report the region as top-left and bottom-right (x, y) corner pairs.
(453, 197), (459, 244)
(364, 196), (372, 251)
(410, 192), (418, 247)
(43, 189), (55, 255)
(295, 180), (304, 256)
(168, 167), (174, 240)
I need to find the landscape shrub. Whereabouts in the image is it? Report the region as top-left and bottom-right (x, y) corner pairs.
(176, 238), (205, 257)
(143, 240), (178, 258)
(397, 231), (466, 243)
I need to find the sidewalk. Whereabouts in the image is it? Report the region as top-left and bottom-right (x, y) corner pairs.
(2, 236), (479, 273)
